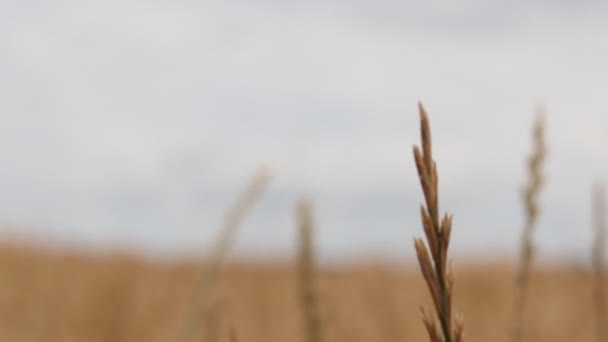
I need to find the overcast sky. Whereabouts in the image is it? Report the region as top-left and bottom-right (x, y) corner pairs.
(1, 1), (607, 262)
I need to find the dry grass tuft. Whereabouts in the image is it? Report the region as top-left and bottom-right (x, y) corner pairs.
(511, 112), (547, 342)
(179, 169), (272, 342)
(296, 199), (325, 342)
(592, 183), (607, 342)
(412, 102), (464, 342)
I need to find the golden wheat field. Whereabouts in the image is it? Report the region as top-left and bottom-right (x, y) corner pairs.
(0, 243), (599, 342)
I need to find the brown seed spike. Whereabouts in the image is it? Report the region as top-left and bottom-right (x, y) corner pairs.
(453, 313), (465, 342)
(414, 147), (433, 205)
(418, 102), (433, 171)
(421, 307), (443, 342)
(431, 162), (439, 216)
(421, 206), (439, 257)
(414, 146), (427, 178)
(441, 214), (453, 240)
(412, 103), (464, 342)
(440, 215), (452, 270)
(414, 239), (442, 315)
(446, 262), (455, 292)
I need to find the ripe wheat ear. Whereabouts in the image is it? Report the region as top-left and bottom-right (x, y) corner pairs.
(412, 102), (464, 342)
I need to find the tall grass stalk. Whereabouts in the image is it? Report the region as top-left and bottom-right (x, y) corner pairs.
(296, 199), (325, 342)
(179, 169), (272, 342)
(511, 112), (547, 342)
(412, 102), (464, 342)
(592, 183), (607, 342)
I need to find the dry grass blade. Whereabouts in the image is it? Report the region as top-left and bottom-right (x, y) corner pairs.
(412, 102), (463, 342)
(297, 199), (325, 342)
(511, 112), (547, 342)
(179, 169), (272, 342)
(592, 183), (607, 342)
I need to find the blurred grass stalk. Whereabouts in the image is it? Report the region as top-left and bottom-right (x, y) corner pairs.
(297, 198), (325, 342)
(179, 169), (272, 342)
(592, 183), (607, 342)
(511, 112), (547, 342)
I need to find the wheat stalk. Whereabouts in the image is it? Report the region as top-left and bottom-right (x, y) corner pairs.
(412, 102), (464, 342)
(296, 198), (325, 342)
(179, 169), (272, 342)
(511, 112), (547, 342)
(592, 183), (607, 342)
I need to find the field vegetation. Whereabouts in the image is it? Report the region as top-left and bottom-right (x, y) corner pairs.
(0, 104), (604, 342)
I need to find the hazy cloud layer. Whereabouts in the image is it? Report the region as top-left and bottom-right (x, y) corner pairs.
(1, 1), (607, 261)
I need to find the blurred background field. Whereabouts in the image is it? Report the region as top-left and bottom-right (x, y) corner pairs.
(0, 243), (598, 342)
